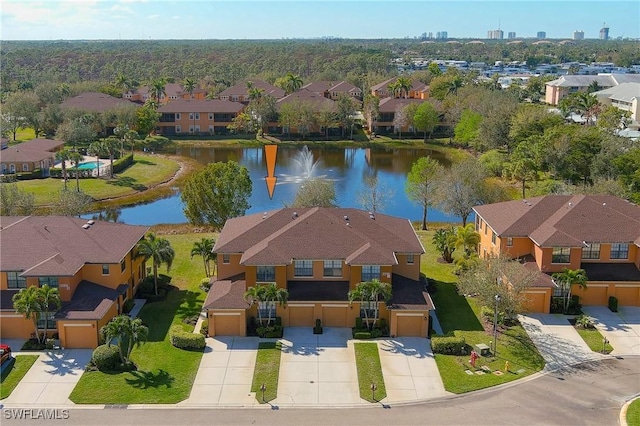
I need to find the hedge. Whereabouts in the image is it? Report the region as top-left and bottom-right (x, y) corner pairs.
(169, 325), (206, 350)
(200, 319), (209, 336)
(608, 296), (618, 312)
(431, 335), (467, 355)
(91, 344), (121, 371)
(113, 154), (134, 174)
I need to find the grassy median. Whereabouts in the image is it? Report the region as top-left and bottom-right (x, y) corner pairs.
(1, 355), (39, 399)
(574, 326), (614, 354)
(251, 342), (282, 403)
(354, 342), (386, 402)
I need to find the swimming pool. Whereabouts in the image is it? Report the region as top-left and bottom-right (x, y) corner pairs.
(77, 162), (99, 170)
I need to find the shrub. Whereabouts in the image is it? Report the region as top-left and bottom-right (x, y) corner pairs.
(575, 314), (595, 329)
(255, 324), (283, 338)
(370, 328), (382, 338)
(169, 325), (206, 350)
(199, 278), (212, 292)
(550, 298), (564, 314)
(200, 319), (209, 336)
(431, 336), (467, 355)
(183, 315), (199, 326)
(353, 331), (372, 339)
(112, 154), (134, 174)
(355, 317), (363, 329)
(21, 339), (46, 350)
(313, 319), (323, 335)
(608, 296), (618, 312)
(122, 299), (135, 314)
(91, 344), (121, 371)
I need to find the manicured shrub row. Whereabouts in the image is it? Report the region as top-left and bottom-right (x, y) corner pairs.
(200, 319), (209, 336)
(431, 335), (467, 355)
(256, 324), (283, 338)
(91, 344), (120, 371)
(112, 154), (134, 174)
(169, 325), (206, 350)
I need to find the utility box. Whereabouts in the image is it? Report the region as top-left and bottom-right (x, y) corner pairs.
(475, 343), (490, 356)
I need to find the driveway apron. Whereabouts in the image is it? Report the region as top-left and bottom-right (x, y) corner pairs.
(519, 314), (601, 371)
(582, 306), (640, 355)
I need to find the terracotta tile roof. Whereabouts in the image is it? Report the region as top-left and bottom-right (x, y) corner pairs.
(288, 281), (349, 301)
(203, 274), (249, 309)
(473, 195), (640, 247)
(378, 97), (424, 113)
(387, 274), (433, 310)
(61, 92), (138, 113)
(157, 99), (244, 113)
(54, 280), (118, 320)
(214, 208), (424, 266)
(0, 216), (149, 277)
(276, 90), (337, 111)
(218, 80), (285, 99)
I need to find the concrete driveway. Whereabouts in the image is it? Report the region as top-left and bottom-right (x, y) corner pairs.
(1, 349), (92, 405)
(582, 306), (640, 355)
(519, 313), (602, 371)
(277, 327), (363, 406)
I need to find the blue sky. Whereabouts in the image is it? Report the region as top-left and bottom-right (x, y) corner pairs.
(2, 0), (638, 40)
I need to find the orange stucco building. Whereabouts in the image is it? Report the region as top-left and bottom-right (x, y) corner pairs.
(473, 195), (640, 313)
(204, 208), (433, 338)
(0, 216), (149, 348)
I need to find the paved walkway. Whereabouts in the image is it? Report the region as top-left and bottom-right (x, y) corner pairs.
(518, 313), (602, 371)
(2, 349), (92, 405)
(582, 306), (640, 355)
(377, 337), (449, 402)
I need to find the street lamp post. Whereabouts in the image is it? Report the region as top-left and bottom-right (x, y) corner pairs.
(260, 383), (266, 403)
(493, 294), (501, 355)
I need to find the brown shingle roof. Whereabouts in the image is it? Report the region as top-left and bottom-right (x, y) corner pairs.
(276, 90), (337, 111)
(61, 92), (138, 113)
(219, 80), (285, 99)
(54, 280), (118, 320)
(301, 81), (360, 95)
(0, 216), (149, 277)
(16, 139), (65, 152)
(387, 274), (433, 310)
(203, 274), (249, 309)
(378, 97), (424, 113)
(473, 195), (640, 247)
(371, 78), (428, 93)
(1, 147), (55, 163)
(214, 208), (424, 266)
(157, 99), (244, 113)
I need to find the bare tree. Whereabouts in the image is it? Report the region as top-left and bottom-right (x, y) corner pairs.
(357, 173), (395, 213)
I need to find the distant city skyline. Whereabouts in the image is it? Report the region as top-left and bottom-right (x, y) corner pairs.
(1, 1), (638, 41)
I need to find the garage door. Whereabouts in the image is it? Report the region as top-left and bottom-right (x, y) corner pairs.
(63, 325), (97, 348)
(615, 286), (640, 306)
(288, 306), (314, 327)
(213, 315), (240, 336)
(396, 315), (423, 337)
(524, 292), (547, 313)
(581, 286), (608, 306)
(322, 306), (348, 327)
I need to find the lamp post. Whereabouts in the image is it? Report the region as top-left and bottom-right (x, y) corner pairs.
(260, 383), (266, 403)
(493, 294), (501, 355)
(370, 383), (377, 402)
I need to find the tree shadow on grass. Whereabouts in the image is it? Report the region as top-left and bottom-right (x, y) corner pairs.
(430, 280), (484, 333)
(107, 176), (147, 191)
(125, 369), (174, 389)
(138, 289), (184, 342)
(134, 159), (156, 166)
(174, 290), (204, 322)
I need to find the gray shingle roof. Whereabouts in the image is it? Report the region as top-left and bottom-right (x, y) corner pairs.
(157, 99), (244, 113)
(54, 280), (119, 320)
(203, 274), (249, 309)
(218, 79), (285, 99)
(61, 92), (138, 113)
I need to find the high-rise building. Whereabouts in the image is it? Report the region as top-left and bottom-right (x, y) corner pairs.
(487, 29), (504, 39)
(508, 31), (516, 39)
(436, 31), (448, 40)
(600, 23), (609, 40)
(537, 31), (546, 39)
(428, 32), (433, 39)
(573, 30), (585, 40)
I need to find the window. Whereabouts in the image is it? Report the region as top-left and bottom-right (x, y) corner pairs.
(582, 243), (601, 260)
(484, 223), (487, 235)
(7, 272), (26, 289)
(175, 113), (181, 120)
(194, 113), (200, 120)
(256, 266), (276, 282)
(361, 265), (381, 282)
(294, 260), (313, 277)
(406, 254), (415, 264)
(257, 301), (276, 321)
(10, 164), (15, 173)
(491, 231), (497, 245)
(323, 260), (342, 277)
(37, 312), (56, 330)
(189, 113), (194, 120)
(506, 237), (513, 247)
(610, 243), (629, 260)
(208, 113), (214, 120)
(175, 125), (181, 133)
(102, 264), (110, 275)
(38, 276), (59, 288)
(552, 247), (570, 264)
(222, 254), (230, 264)
(360, 300), (378, 319)
(23, 163), (29, 171)
(120, 259), (126, 273)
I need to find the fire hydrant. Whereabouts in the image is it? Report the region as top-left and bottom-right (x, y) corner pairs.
(504, 361), (510, 372)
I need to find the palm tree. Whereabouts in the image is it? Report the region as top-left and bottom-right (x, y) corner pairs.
(190, 237), (216, 277)
(455, 224), (481, 257)
(396, 77), (413, 99)
(366, 279), (392, 326)
(432, 227), (457, 263)
(55, 149), (72, 191)
(552, 268), (588, 313)
(446, 76), (463, 96)
(12, 286), (44, 344)
(39, 284), (61, 343)
(114, 73), (132, 95)
(102, 138), (120, 178)
(283, 72), (303, 94)
(150, 78), (167, 105)
(101, 315), (148, 365)
(262, 283), (288, 325)
(244, 285), (267, 324)
(183, 78), (196, 98)
(135, 233), (175, 296)
(68, 150), (83, 192)
(348, 282), (371, 328)
(388, 81), (401, 98)
(87, 141), (105, 178)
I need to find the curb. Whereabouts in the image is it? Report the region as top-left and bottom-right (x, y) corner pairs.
(620, 395), (640, 426)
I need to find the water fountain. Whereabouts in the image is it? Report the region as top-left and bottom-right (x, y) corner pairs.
(279, 146), (327, 183)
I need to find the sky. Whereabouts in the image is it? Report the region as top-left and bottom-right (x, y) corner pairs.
(1, 0), (639, 41)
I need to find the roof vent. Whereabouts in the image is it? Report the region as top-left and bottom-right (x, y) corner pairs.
(292, 212), (298, 219)
(87, 220), (95, 225)
(262, 212), (268, 219)
(369, 212), (375, 220)
(346, 222), (351, 227)
(82, 224), (90, 229)
(568, 202), (573, 207)
(343, 215), (349, 221)
(602, 203), (606, 206)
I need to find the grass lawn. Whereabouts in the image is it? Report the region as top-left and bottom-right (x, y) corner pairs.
(627, 398), (640, 426)
(353, 342), (386, 403)
(17, 153), (180, 207)
(417, 229), (546, 394)
(14, 127), (37, 142)
(574, 326), (614, 354)
(69, 233), (214, 404)
(250, 342), (282, 403)
(0, 355), (39, 399)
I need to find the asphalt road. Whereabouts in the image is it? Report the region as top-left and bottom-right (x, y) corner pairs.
(3, 356), (639, 426)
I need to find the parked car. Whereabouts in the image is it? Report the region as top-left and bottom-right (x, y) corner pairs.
(0, 344), (12, 365)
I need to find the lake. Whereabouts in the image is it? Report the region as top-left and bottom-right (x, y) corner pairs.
(87, 146), (467, 226)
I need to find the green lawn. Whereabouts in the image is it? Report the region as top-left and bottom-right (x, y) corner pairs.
(353, 342), (386, 403)
(17, 154), (180, 206)
(69, 233), (214, 404)
(627, 398), (640, 426)
(1, 355), (39, 399)
(417, 230), (546, 394)
(574, 326), (614, 354)
(250, 342), (282, 403)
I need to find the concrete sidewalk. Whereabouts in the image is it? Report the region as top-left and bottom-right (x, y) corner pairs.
(582, 306), (640, 355)
(2, 349), (92, 405)
(519, 314), (602, 371)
